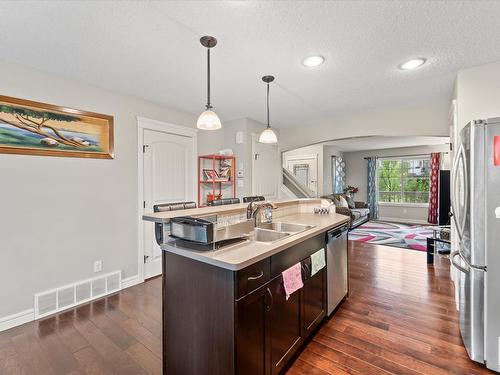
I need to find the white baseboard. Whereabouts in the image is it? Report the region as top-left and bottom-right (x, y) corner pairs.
(0, 309), (34, 332)
(0, 274), (143, 333)
(378, 217), (429, 225)
(121, 274), (142, 290)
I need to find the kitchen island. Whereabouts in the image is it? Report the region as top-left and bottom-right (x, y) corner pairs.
(142, 199), (349, 375)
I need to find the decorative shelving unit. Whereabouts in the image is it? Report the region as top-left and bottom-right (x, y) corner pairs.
(198, 154), (236, 207)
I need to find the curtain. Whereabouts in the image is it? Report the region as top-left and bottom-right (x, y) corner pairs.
(367, 157), (379, 219)
(428, 152), (441, 224)
(334, 157), (346, 194)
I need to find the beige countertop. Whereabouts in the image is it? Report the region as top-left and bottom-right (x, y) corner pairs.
(162, 212), (349, 270)
(142, 198), (325, 223)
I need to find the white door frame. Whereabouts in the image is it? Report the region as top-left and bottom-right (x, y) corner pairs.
(137, 116), (197, 283)
(284, 153), (319, 193)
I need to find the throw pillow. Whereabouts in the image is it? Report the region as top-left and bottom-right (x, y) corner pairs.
(334, 195), (349, 208)
(345, 195), (356, 209)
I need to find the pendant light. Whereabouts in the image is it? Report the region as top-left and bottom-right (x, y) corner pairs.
(259, 75), (278, 144)
(197, 36), (222, 130)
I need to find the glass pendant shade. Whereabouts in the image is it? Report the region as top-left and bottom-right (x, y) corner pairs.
(259, 127), (278, 144)
(259, 75), (278, 144)
(197, 110), (222, 130)
(198, 36), (221, 130)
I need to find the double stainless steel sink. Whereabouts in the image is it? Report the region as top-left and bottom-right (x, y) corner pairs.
(248, 222), (315, 244)
(213, 220), (315, 246)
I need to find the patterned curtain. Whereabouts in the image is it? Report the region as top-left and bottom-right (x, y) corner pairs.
(367, 157), (379, 219)
(428, 153), (441, 224)
(334, 157), (346, 194)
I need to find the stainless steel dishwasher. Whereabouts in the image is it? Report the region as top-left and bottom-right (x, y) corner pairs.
(326, 223), (349, 316)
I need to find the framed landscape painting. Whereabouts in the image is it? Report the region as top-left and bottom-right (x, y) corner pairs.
(0, 95), (114, 159)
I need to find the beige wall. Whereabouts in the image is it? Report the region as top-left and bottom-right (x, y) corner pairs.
(0, 60), (223, 318)
(279, 102), (450, 151)
(344, 144), (450, 223)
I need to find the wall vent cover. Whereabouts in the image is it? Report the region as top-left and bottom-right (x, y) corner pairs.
(34, 271), (122, 319)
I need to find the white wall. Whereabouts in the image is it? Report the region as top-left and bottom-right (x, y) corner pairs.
(283, 144), (323, 196)
(222, 118), (274, 199)
(282, 144), (342, 197)
(456, 60), (500, 132)
(344, 144), (450, 223)
(279, 102), (450, 151)
(0, 60), (223, 319)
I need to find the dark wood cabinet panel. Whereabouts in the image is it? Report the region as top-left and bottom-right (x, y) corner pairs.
(235, 258), (271, 299)
(268, 276), (302, 375)
(302, 266), (326, 337)
(163, 252), (235, 375)
(163, 231), (333, 375)
(270, 234), (326, 277)
(235, 284), (271, 375)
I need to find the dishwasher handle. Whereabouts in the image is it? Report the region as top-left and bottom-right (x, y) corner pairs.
(327, 225), (349, 240)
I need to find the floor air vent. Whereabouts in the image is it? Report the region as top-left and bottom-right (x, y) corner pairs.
(34, 270), (122, 319)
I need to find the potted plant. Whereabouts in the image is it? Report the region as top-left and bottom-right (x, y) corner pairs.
(343, 185), (359, 199)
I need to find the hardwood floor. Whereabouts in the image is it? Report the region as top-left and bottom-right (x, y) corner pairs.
(0, 241), (494, 374)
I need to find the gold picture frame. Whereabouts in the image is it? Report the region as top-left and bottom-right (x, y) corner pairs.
(0, 95), (114, 159)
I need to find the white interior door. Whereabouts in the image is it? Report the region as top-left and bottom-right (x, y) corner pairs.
(143, 129), (194, 278)
(252, 135), (280, 200)
(285, 155), (318, 195)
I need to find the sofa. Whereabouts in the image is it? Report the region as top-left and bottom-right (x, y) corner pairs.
(321, 194), (370, 229)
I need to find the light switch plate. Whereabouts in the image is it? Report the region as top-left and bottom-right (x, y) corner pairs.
(94, 260), (102, 273)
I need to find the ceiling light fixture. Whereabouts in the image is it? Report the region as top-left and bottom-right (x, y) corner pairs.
(197, 36), (222, 130)
(399, 58), (427, 70)
(302, 55), (325, 67)
(259, 75), (278, 144)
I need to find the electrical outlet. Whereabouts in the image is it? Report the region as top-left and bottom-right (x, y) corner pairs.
(94, 260), (102, 273)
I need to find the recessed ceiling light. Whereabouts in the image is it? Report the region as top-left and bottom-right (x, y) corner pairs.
(399, 58), (427, 70)
(302, 55), (325, 67)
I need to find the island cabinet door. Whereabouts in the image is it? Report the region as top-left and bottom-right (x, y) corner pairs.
(301, 259), (327, 337)
(269, 275), (302, 375)
(235, 283), (271, 375)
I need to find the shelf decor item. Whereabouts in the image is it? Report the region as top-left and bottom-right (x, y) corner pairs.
(0, 95), (113, 159)
(203, 169), (219, 180)
(198, 154), (236, 207)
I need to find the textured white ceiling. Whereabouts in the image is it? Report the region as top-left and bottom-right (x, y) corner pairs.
(322, 136), (450, 152)
(1, 1), (500, 128)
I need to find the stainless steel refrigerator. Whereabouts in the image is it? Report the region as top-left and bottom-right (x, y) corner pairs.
(451, 117), (500, 372)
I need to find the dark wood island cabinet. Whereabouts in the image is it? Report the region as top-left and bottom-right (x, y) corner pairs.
(162, 233), (329, 375)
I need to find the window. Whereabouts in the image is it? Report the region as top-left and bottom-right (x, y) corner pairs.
(293, 164), (310, 188)
(377, 157), (430, 204)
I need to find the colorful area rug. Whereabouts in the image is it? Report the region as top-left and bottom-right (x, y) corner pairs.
(349, 221), (434, 251)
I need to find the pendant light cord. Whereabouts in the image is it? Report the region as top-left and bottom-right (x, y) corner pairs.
(266, 82), (270, 128)
(207, 48), (211, 110)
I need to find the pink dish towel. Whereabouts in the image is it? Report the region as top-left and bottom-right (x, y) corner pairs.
(282, 263), (304, 300)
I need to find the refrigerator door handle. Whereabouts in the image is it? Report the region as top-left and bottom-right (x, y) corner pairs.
(454, 247), (487, 272)
(451, 143), (468, 243)
(451, 250), (470, 274)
